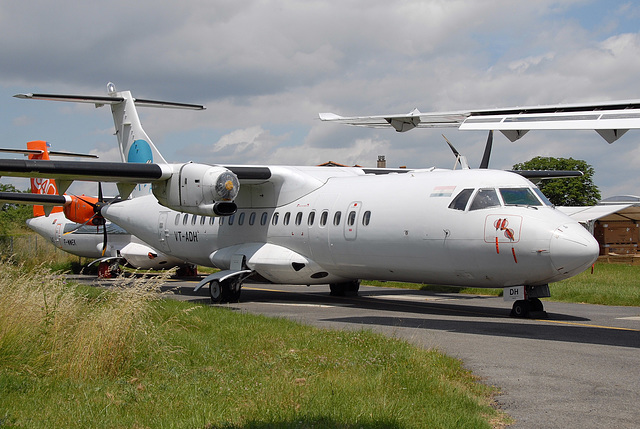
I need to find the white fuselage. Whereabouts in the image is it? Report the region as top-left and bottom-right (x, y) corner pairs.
(26, 214), (189, 270)
(103, 167), (599, 287)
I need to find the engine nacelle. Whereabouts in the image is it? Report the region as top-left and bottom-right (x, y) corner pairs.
(152, 163), (239, 216)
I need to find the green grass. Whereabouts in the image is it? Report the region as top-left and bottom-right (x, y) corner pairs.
(363, 262), (640, 306)
(0, 262), (510, 428)
(547, 263), (640, 306)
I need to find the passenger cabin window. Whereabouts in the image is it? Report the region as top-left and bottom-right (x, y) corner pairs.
(228, 214), (235, 225)
(469, 188), (501, 211)
(210, 217), (215, 225)
(183, 214), (189, 225)
(272, 212), (279, 225)
(249, 212), (256, 225)
(448, 188), (474, 211)
(499, 188), (543, 206)
(320, 211), (328, 226)
(192, 215), (198, 225)
(283, 212), (291, 225)
(347, 211), (356, 226)
(295, 212), (303, 226)
(201, 216), (206, 225)
(238, 212), (245, 225)
(333, 211), (342, 226)
(362, 210), (371, 226)
(261, 212), (268, 225)
(307, 211), (315, 226)
(175, 214), (180, 225)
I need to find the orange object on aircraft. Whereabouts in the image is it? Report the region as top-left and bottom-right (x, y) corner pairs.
(28, 140), (100, 224)
(28, 140), (63, 217)
(63, 195), (100, 225)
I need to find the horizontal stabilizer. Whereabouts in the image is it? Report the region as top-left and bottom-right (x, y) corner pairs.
(14, 93), (205, 110)
(0, 148), (98, 158)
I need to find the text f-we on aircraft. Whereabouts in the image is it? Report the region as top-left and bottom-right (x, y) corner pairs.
(3, 84), (638, 317)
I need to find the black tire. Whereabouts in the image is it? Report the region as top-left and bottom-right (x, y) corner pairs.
(209, 280), (223, 304)
(511, 300), (530, 318)
(220, 278), (242, 303)
(529, 297), (544, 312)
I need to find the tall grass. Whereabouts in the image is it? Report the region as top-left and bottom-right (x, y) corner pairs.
(0, 263), (509, 428)
(0, 261), (168, 379)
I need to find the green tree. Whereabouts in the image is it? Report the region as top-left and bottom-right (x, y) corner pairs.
(0, 184), (33, 235)
(512, 156), (601, 206)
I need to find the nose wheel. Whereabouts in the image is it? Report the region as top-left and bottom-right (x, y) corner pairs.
(511, 298), (546, 318)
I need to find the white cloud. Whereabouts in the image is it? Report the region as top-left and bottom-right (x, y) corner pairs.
(0, 0), (639, 198)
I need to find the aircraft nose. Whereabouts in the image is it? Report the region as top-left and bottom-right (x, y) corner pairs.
(549, 223), (599, 277)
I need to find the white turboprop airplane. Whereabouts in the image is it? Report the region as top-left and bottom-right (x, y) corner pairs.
(3, 83), (638, 317)
(0, 140), (195, 275)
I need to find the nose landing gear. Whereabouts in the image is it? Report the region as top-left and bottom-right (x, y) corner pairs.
(511, 298), (545, 318)
(506, 285), (549, 318)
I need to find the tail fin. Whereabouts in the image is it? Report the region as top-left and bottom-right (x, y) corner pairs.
(27, 140), (63, 217)
(15, 82), (205, 198)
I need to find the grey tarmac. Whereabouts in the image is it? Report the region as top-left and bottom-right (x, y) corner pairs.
(79, 276), (640, 429)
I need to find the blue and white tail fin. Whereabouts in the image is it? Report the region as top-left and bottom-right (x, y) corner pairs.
(14, 82), (206, 198)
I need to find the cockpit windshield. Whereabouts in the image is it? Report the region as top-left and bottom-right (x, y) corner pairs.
(499, 188), (544, 206)
(449, 186), (550, 211)
(469, 188), (501, 211)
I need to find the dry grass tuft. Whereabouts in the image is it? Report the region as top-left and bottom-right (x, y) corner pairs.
(0, 262), (169, 379)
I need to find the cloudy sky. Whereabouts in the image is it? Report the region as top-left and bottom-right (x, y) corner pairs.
(1, 0), (640, 198)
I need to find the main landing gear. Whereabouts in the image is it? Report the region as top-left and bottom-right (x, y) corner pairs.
(209, 278), (242, 304)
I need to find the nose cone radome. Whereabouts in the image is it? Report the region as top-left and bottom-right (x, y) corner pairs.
(25, 217), (49, 236)
(549, 223), (599, 279)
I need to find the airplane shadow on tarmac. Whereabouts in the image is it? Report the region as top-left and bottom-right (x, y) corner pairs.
(155, 280), (640, 350)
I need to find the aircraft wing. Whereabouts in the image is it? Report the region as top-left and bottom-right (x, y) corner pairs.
(557, 204), (633, 223)
(319, 99), (640, 143)
(0, 159), (171, 182)
(0, 159), (271, 183)
(0, 191), (71, 206)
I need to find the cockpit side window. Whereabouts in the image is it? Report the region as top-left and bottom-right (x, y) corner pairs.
(469, 188), (501, 211)
(533, 188), (553, 206)
(500, 188), (543, 206)
(448, 188), (474, 211)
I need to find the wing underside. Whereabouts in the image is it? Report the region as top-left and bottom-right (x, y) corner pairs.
(319, 99), (640, 143)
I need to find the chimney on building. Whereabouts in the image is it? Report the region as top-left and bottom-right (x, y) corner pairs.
(377, 155), (386, 168)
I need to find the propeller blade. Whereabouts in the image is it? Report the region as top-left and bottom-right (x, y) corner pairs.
(442, 134), (469, 170)
(62, 214), (99, 235)
(479, 130), (493, 169)
(101, 222), (108, 256)
(442, 134), (460, 158)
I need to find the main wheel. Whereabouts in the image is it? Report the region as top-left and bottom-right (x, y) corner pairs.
(209, 280), (223, 304)
(220, 278), (242, 303)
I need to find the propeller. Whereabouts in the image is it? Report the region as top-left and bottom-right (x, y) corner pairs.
(63, 183), (120, 256)
(442, 134), (469, 169)
(443, 131), (494, 170)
